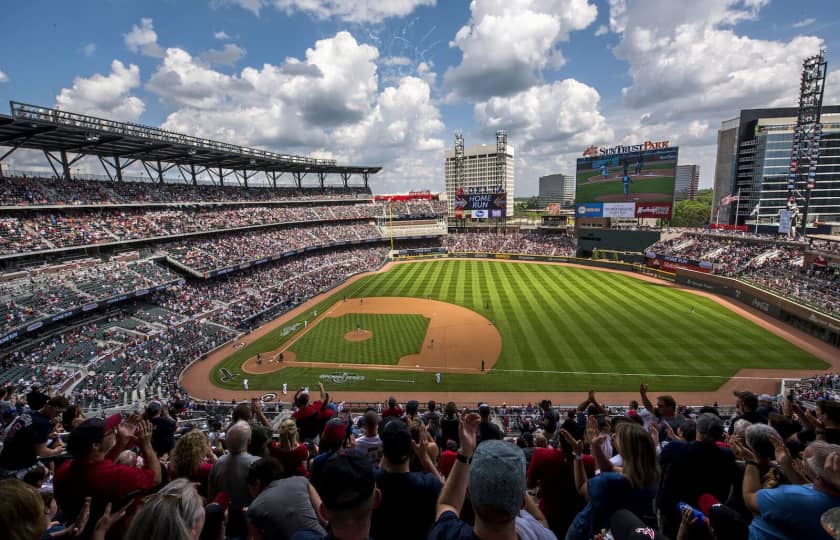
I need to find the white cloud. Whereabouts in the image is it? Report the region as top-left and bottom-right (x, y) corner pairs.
(222, 0), (436, 22)
(594, 25), (608, 36)
(147, 31), (444, 192)
(55, 60), (145, 122)
(0, 69), (7, 83)
(472, 79), (612, 194)
(792, 17), (815, 28)
(214, 31), (231, 40)
(381, 56), (412, 66)
(443, 0), (598, 101)
(81, 43), (96, 57)
(200, 43), (247, 66)
(124, 18), (164, 58)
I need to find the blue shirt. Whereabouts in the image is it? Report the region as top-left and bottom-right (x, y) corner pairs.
(427, 510), (478, 540)
(749, 484), (838, 540)
(566, 472), (657, 540)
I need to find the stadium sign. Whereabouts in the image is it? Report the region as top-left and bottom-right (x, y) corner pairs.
(319, 372), (366, 384)
(585, 139), (669, 156)
(635, 203), (673, 218)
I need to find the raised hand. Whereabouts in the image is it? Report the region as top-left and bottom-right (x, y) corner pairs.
(559, 428), (583, 455)
(458, 412), (480, 456)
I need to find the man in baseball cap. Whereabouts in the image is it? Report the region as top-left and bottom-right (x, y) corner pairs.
(429, 413), (552, 539)
(294, 448), (381, 540)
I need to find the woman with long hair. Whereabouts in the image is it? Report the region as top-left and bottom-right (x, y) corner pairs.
(169, 429), (217, 497)
(563, 418), (659, 540)
(270, 418), (309, 477)
(124, 479), (205, 540)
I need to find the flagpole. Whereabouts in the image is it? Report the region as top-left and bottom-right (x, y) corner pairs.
(754, 203), (760, 235)
(734, 188), (742, 228)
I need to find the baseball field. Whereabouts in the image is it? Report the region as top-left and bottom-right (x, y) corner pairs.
(188, 260), (829, 396)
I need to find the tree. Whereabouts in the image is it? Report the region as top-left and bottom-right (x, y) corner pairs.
(672, 199), (711, 227)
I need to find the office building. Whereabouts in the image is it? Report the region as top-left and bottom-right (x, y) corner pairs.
(444, 131), (514, 217)
(538, 173), (574, 208)
(674, 165), (700, 202)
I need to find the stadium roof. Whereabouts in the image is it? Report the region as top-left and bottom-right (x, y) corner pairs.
(0, 101), (380, 184)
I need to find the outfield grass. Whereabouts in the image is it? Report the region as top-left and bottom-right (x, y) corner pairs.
(575, 161), (677, 183)
(209, 261), (828, 393)
(575, 176), (676, 202)
(289, 314), (429, 364)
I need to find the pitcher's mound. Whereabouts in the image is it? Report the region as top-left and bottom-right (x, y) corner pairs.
(344, 330), (373, 342)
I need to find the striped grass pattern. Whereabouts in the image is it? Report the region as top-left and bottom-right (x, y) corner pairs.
(211, 260), (827, 392)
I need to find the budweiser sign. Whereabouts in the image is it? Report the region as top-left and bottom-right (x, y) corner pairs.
(635, 202), (672, 218)
(584, 139), (669, 156)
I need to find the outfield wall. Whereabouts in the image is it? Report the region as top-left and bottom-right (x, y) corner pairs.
(676, 269), (840, 347)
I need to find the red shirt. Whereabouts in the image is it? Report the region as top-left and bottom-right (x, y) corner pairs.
(54, 459), (157, 539)
(438, 450), (457, 478)
(382, 406), (404, 418)
(270, 442), (310, 477)
(526, 447), (593, 519)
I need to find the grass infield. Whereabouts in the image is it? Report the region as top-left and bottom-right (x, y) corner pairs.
(289, 313), (429, 365)
(208, 261), (827, 393)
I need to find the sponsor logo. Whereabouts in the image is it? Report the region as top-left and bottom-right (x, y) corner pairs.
(26, 321), (43, 332)
(319, 372), (366, 384)
(135, 289), (149, 296)
(576, 203), (603, 218)
(0, 331), (19, 346)
(603, 202), (635, 218)
(280, 322), (303, 337)
(635, 203), (673, 218)
(82, 302), (98, 312)
(472, 209), (488, 219)
(584, 139), (669, 156)
(582, 145), (598, 157)
(260, 393), (277, 402)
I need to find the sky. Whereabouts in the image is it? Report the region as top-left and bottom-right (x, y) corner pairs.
(1, 0), (839, 196)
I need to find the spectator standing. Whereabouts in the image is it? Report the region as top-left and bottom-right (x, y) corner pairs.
(145, 401), (177, 458)
(292, 384), (334, 442)
(371, 420), (443, 540)
(382, 397), (404, 419)
(639, 384), (685, 443)
(292, 448), (381, 540)
(54, 416), (161, 540)
(169, 428), (217, 497)
(354, 410), (383, 468)
(270, 418), (309, 477)
(656, 413), (737, 537)
(0, 395), (68, 478)
(208, 420), (258, 540)
(232, 400), (273, 458)
(476, 403), (502, 445)
(246, 457), (325, 540)
(124, 478), (205, 540)
(440, 402), (460, 449)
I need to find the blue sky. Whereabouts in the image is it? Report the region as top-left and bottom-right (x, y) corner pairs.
(1, 0), (838, 195)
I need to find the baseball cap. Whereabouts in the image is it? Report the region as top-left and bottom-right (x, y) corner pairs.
(381, 419), (412, 464)
(609, 509), (671, 540)
(313, 448), (375, 510)
(67, 414), (122, 458)
(320, 417), (348, 446)
(468, 440), (526, 520)
(146, 400), (162, 415)
(478, 403), (491, 416)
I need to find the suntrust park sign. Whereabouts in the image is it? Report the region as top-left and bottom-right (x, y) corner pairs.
(583, 140), (669, 157)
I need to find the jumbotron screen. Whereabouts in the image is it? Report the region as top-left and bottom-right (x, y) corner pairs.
(575, 144), (679, 219)
(453, 188), (507, 219)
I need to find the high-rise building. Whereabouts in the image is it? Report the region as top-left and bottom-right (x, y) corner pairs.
(538, 173), (574, 208)
(712, 118), (739, 224)
(444, 131), (514, 217)
(674, 165), (700, 202)
(718, 107), (840, 226)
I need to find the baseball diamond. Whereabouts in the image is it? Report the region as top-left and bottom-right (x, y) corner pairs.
(181, 259), (832, 399)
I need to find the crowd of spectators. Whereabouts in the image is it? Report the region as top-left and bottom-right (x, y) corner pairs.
(0, 381), (838, 540)
(164, 222), (382, 273)
(444, 232), (577, 257)
(1, 259), (180, 336)
(374, 199), (447, 218)
(1, 175), (372, 206)
(742, 256), (840, 316)
(787, 373), (840, 403)
(2, 204), (378, 256)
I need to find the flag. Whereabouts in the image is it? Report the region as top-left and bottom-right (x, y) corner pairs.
(720, 194), (739, 206)
(750, 202), (760, 216)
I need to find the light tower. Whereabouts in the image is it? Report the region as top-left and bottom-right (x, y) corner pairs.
(454, 131), (465, 188)
(787, 49), (827, 236)
(495, 130), (507, 191)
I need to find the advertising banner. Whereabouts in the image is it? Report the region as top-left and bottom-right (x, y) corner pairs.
(778, 209), (792, 234)
(635, 202), (673, 218)
(645, 253), (713, 273)
(709, 223), (748, 232)
(576, 202), (603, 218)
(454, 189), (507, 217)
(472, 209), (488, 219)
(603, 202), (636, 218)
